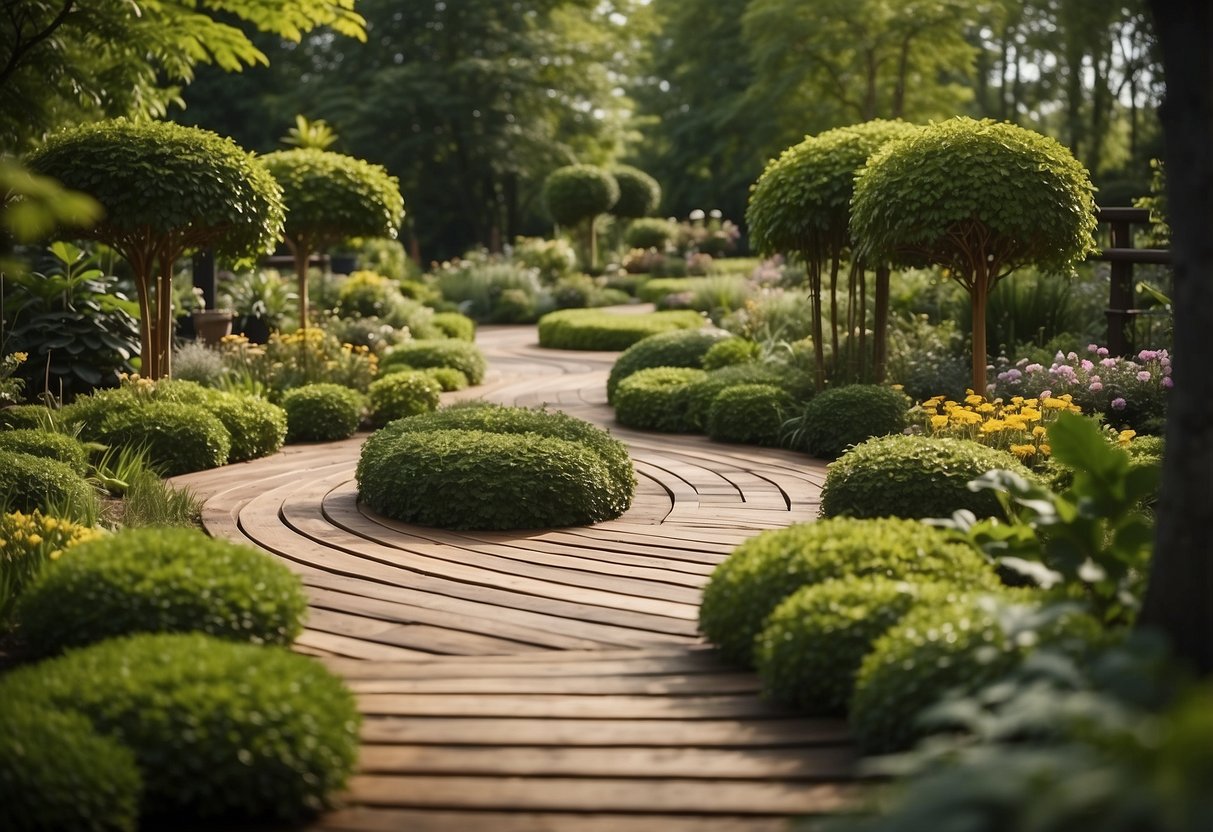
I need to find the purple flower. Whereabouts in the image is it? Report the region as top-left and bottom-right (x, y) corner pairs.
(1163, 376), (1174, 389)
(1025, 363), (1043, 373)
(1006, 368), (1022, 381)
(1089, 382), (1103, 392)
(1097, 347), (1109, 357)
(1138, 350), (1158, 361)
(1137, 371), (1152, 382)
(1112, 398), (1127, 410)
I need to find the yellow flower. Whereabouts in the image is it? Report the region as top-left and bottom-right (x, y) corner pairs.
(1118, 429), (1137, 445)
(1020, 408), (1042, 422)
(1004, 416), (1029, 431)
(980, 419), (1007, 434)
(930, 415), (950, 430)
(1009, 444), (1037, 459)
(965, 394), (984, 406)
(1033, 426), (1047, 437)
(1042, 397), (1070, 410)
(1011, 396), (1024, 405)
(1039, 443), (1052, 455)
(27, 534), (42, 546)
(977, 402), (996, 414)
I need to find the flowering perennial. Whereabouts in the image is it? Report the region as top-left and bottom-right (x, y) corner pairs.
(0, 510), (102, 620)
(914, 390), (1083, 467)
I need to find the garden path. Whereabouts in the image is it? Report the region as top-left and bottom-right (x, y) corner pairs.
(175, 320), (855, 831)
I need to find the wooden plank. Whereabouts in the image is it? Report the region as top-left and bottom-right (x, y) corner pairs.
(316, 808), (791, 832)
(356, 693), (796, 720)
(343, 672), (761, 696)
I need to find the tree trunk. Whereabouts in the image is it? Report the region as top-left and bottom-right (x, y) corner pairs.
(969, 266), (989, 394)
(806, 255), (826, 392)
(829, 253), (840, 366)
(873, 264), (891, 383)
(1139, 0), (1213, 676)
(156, 255), (174, 380)
(289, 238), (311, 330)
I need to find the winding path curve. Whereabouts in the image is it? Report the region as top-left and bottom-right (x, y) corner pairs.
(175, 320), (856, 831)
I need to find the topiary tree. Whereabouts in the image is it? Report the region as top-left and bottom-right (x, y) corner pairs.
(747, 120), (918, 389)
(26, 120), (285, 379)
(609, 165), (662, 219)
(851, 117), (1098, 393)
(542, 165), (619, 271)
(261, 149), (405, 329)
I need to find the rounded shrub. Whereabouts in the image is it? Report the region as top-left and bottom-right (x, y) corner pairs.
(0, 632), (360, 821)
(625, 217), (676, 251)
(90, 401), (231, 476)
(0, 405), (52, 431)
(16, 526), (307, 655)
(0, 450), (98, 521)
(609, 165), (661, 218)
(790, 384), (910, 459)
(706, 384), (793, 446)
(359, 404), (634, 529)
(698, 517), (997, 667)
(851, 596), (1103, 753)
(702, 337), (760, 370)
(538, 308), (705, 351)
(421, 366), (469, 391)
(755, 577), (974, 715)
(614, 367), (707, 432)
(281, 383), (364, 442)
(381, 338), (487, 385)
(430, 311), (476, 341)
(0, 702), (142, 832)
(206, 395), (287, 463)
(335, 270), (402, 319)
(685, 363), (798, 432)
(0, 429), (88, 474)
(821, 434), (1034, 520)
(367, 371), (441, 427)
(606, 327), (731, 403)
(543, 164), (620, 227)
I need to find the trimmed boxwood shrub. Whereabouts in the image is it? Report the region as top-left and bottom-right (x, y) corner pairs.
(706, 384), (793, 446)
(637, 277), (700, 304)
(0, 450), (98, 521)
(430, 311), (477, 341)
(685, 363), (795, 431)
(0, 429), (89, 474)
(625, 217), (676, 250)
(614, 367), (707, 432)
(538, 308), (705, 351)
(821, 434), (1034, 520)
(359, 404), (635, 530)
(851, 597), (1103, 753)
(88, 400), (231, 477)
(206, 395), (287, 463)
(0, 405), (53, 431)
(698, 517), (997, 667)
(421, 366), (469, 391)
(0, 633), (360, 821)
(281, 383), (364, 442)
(755, 577), (976, 715)
(702, 337), (760, 370)
(0, 702), (142, 832)
(789, 384), (910, 459)
(606, 327), (731, 403)
(381, 339), (487, 385)
(367, 371), (441, 427)
(15, 527), (307, 655)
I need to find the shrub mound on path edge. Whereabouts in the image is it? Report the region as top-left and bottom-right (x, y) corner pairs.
(698, 517), (998, 667)
(606, 327), (732, 403)
(0, 632), (359, 822)
(358, 403), (636, 530)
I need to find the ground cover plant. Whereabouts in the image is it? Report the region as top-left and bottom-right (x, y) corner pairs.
(357, 404), (635, 530)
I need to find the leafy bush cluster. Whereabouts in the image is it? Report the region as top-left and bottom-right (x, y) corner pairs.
(358, 403), (636, 530)
(606, 327), (732, 403)
(0, 509), (101, 622)
(706, 384), (792, 446)
(784, 384), (910, 459)
(381, 338), (488, 385)
(613, 367), (707, 433)
(820, 434), (1033, 520)
(538, 308), (704, 350)
(280, 383), (365, 442)
(0, 450), (98, 522)
(0, 429), (89, 474)
(366, 370), (441, 427)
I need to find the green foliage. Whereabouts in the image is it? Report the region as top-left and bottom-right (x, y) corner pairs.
(280, 383), (364, 442)
(701, 337), (760, 370)
(637, 277), (701, 303)
(118, 470), (203, 530)
(0, 451), (99, 522)
(821, 435), (1033, 520)
(0, 405), (52, 431)
(421, 367), (469, 392)
(850, 597), (1102, 752)
(335, 270), (406, 319)
(610, 165), (662, 218)
(0, 429), (88, 475)
(0, 510), (101, 625)
(0, 702), (142, 832)
(367, 371), (441, 427)
(433, 255), (547, 323)
(0, 632), (359, 820)
(543, 165), (620, 226)
(698, 517), (997, 667)
(28, 120), (285, 263)
(358, 405), (635, 530)
(381, 339), (487, 385)
(786, 384), (910, 459)
(706, 383), (793, 446)
(614, 367), (708, 432)
(430, 311), (477, 341)
(206, 394), (287, 463)
(85, 401), (231, 477)
(944, 413), (1160, 624)
(539, 309), (705, 351)
(261, 149), (404, 247)
(685, 363), (803, 432)
(511, 237), (578, 283)
(625, 218), (677, 250)
(0, 159), (102, 246)
(756, 577), (971, 714)
(606, 328), (732, 403)
(16, 527), (306, 655)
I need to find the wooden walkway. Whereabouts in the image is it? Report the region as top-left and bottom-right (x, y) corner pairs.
(175, 322), (853, 831)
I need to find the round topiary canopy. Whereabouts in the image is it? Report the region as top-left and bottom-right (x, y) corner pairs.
(542, 165), (619, 227)
(610, 165), (662, 218)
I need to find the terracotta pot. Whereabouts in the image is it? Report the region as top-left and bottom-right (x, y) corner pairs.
(192, 310), (234, 346)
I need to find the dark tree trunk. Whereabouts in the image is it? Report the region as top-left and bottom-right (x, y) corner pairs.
(1139, 0), (1213, 675)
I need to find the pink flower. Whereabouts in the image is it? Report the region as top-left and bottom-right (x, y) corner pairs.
(1112, 398), (1127, 410)
(1025, 363), (1043, 373)
(1080, 359), (1094, 371)
(1089, 382), (1103, 392)
(1040, 390), (1053, 399)
(1162, 376), (1174, 389)
(1101, 358), (1118, 368)
(1137, 371), (1151, 382)
(1097, 347), (1109, 357)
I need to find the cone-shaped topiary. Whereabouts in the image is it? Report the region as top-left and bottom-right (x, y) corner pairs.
(699, 517), (998, 667)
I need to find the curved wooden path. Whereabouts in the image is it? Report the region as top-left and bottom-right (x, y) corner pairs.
(176, 321), (854, 831)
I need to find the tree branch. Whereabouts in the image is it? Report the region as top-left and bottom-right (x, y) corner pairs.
(0, 0), (76, 88)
